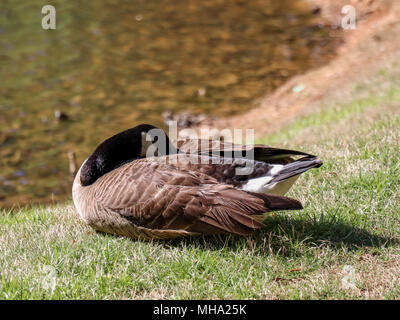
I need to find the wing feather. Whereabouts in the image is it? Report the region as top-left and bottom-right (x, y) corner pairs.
(93, 158), (302, 236)
(176, 138), (315, 164)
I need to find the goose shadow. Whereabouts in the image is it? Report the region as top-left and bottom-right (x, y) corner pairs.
(162, 214), (399, 256)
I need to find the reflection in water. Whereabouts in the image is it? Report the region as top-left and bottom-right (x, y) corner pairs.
(0, 0), (341, 207)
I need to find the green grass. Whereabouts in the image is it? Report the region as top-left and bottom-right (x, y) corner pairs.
(1, 86), (400, 299)
(260, 85), (400, 146)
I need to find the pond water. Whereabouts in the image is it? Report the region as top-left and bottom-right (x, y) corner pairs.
(0, 0), (341, 208)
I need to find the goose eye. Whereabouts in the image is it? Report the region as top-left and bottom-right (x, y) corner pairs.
(152, 136), (158, 143)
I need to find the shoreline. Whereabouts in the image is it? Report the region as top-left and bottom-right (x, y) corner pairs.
(190, 0), (396, 139)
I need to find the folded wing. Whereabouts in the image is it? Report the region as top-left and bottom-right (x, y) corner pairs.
(93, 159), (302, 237)
(176, 138), (316, 164)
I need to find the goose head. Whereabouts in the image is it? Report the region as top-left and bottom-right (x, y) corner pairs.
(79, 124), (176, 186)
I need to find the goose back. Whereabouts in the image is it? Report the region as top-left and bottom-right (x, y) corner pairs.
(73, 155), (303, 240)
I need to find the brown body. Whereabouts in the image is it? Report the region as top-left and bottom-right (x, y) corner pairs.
(73, 154), (307, 240)
(72, 125), (322, 240)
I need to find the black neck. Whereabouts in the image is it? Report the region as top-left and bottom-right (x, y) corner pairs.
(80, 124), (175, 186)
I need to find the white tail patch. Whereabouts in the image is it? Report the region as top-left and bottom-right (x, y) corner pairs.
(269, 164), (283, 175)
(241, 164), (284, 193)
(241, 175), (274, 193)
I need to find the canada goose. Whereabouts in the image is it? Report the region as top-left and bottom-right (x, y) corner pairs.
(72, 124), (322, 240)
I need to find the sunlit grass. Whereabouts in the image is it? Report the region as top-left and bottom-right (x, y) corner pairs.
(259, 85), (400, 146)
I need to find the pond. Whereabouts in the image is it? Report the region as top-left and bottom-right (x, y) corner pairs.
(0, 0), (341, 208)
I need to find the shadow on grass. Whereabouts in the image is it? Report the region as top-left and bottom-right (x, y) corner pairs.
(162, 214), (399, 257)
(94, 214), (398, 257)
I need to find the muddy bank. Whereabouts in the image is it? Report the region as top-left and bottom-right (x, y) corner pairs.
(191, 0), (397, 139)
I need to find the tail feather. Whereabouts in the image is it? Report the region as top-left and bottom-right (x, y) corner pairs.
(253, 146), (316, 162)
(248, 192), (303, 211)
(189, 189), (304, 236)
(270, 157), (322, 185)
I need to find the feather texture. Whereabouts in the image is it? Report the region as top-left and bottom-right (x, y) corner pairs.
(73, 156), (302, 240)
(176, 138), (315, 164)
(72, 125), (322, 240)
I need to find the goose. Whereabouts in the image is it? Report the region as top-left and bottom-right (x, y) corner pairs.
(72, 124), (322, 240)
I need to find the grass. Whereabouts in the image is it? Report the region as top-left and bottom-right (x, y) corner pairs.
(1, 76), (400, 299)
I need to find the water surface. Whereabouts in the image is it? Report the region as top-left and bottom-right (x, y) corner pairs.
(0, 0), (341, 207)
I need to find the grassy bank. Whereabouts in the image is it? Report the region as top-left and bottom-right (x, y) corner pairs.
(1, 71), (400, 299)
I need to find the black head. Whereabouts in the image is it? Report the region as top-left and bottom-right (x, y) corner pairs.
(80, 124), (177, 186)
